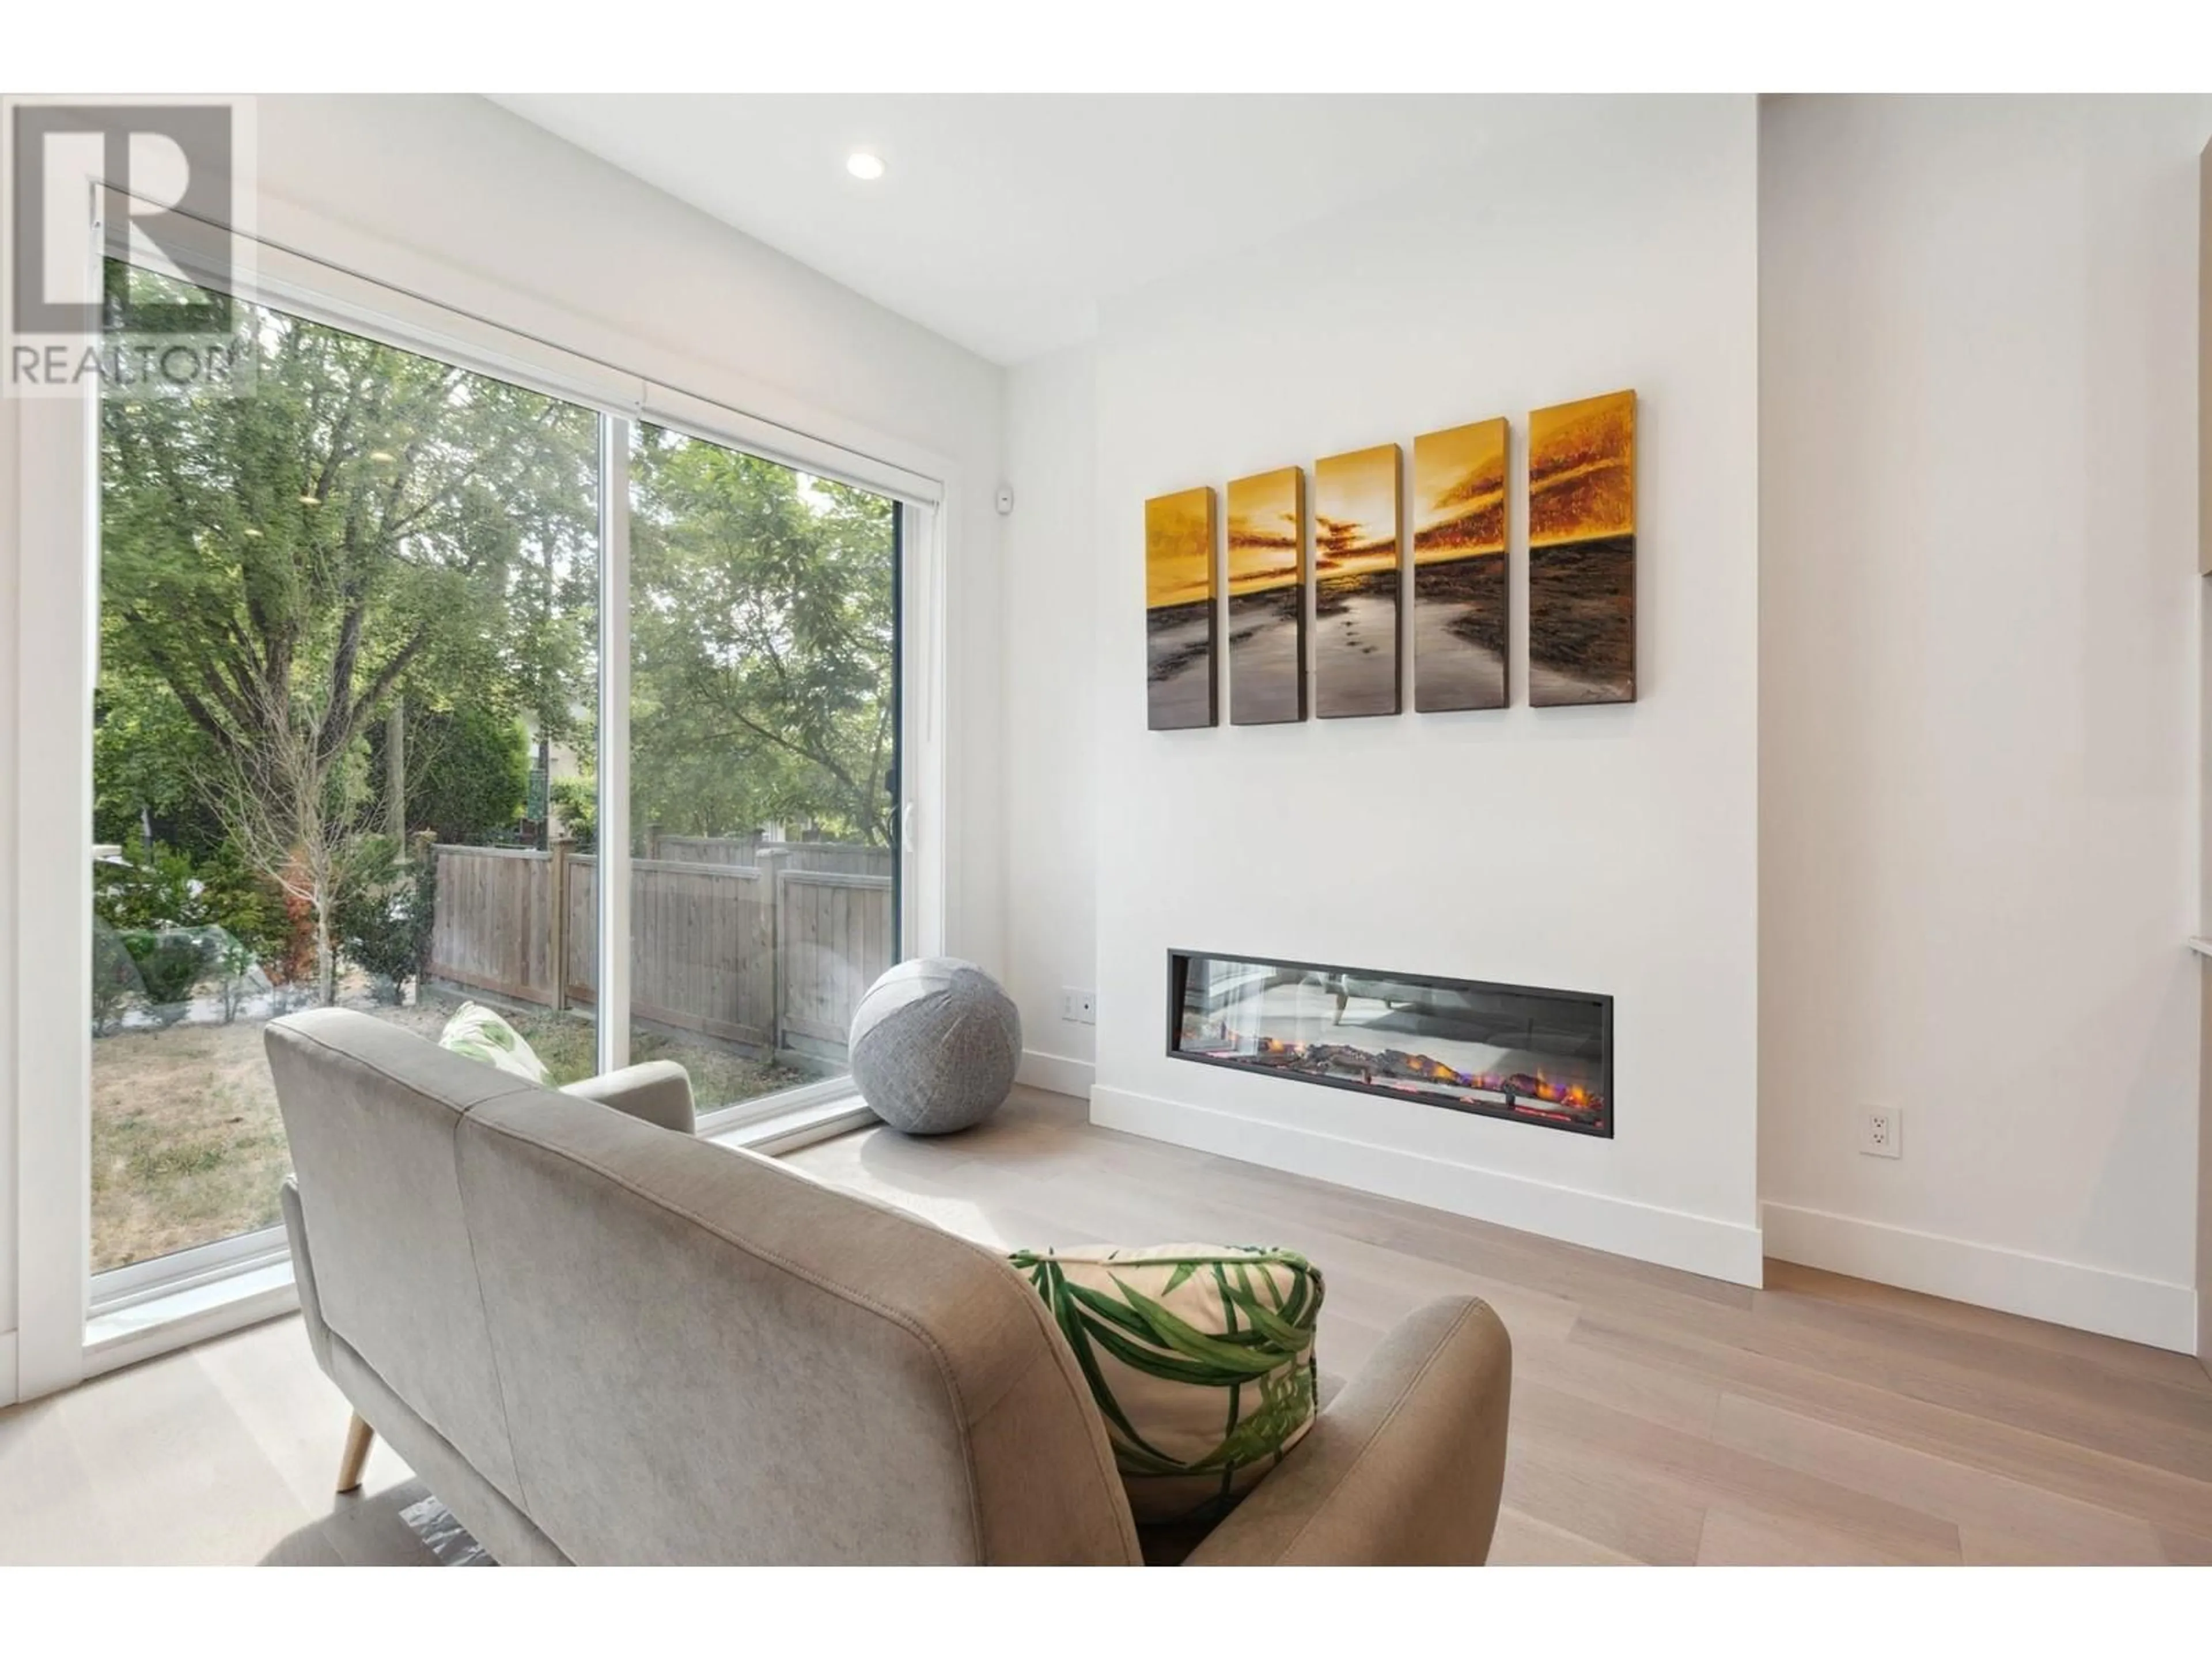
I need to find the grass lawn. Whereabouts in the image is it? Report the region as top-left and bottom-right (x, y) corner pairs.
(90, 985), (821, 1274)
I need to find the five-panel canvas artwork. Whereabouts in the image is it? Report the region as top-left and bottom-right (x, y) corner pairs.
(1146, 390), (1637, 729)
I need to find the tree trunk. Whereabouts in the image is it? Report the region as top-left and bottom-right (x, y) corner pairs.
(316, 902), (336, 1006)
(535, 732), (551, 851)
(385, 698), (406, 846)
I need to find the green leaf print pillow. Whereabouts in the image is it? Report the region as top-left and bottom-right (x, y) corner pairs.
(1009, 1243), (1324, 1525)
(438, 1001), (552, 1086)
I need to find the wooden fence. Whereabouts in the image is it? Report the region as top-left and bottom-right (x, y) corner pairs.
(426, 842), (892, 1063)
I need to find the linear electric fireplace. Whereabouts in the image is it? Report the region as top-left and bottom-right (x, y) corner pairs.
(1167, 950), (1612, 1138)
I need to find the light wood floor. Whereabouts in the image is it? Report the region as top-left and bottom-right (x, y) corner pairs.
(5, 1086), (2210, 1565)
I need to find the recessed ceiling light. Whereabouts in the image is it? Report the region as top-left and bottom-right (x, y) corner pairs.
(846, 150), (885, 182)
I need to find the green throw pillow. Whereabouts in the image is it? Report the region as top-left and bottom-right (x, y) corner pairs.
(1009, 1242), (1324, 1525)
(438, 1001), (552, 1086)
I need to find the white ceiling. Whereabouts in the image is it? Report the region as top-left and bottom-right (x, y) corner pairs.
(490, 96), (1572, 366)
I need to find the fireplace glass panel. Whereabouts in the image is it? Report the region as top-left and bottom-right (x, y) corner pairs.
(1169, 952), (1611, 1137)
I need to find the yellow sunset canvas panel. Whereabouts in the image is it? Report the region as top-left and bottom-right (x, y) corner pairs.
(1312, 444), (1402, 718)
(1413, 418), (1508, 712)
(1527, 390), (1635, 706)
(1146, 485), (1215, 609)
(1313, 445), (1402, 579)
(1226, 467), (1306, 725)
(1528, 390), (1635, 547)
(1145, 485), (1218, 729)
(1227, 467), (1304, 596)
(1413, 417), (1507, 562)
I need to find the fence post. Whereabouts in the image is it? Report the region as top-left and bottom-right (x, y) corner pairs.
(548, 836), (573, 1013)
(758, 844), (787, 1056)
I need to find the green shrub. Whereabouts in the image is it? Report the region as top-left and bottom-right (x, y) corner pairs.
(94, 843), (286, 972)
(549, 776), (597, 851)
(371, 705), (529, 845)
(92, 926), (140, 1035)
(94, 846), (201, 931)
(121, 928), (218, 1015)
(191, 844), (288, 968)
(209, 930), (260, 1023)
(334, 837), (438, 998)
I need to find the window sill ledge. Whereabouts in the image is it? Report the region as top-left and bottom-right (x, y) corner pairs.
(81, 1091), (877, 1378)
(85, 1256), (299, 1380)
(707, 1093), (876, 1156)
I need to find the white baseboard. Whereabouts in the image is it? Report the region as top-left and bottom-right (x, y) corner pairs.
(1090, 1085), (1764, 1287)
(0, 1330), (16, 1407)
(1017, 1050), (1096, 1100)
(1761, 1202), (2198, 1355)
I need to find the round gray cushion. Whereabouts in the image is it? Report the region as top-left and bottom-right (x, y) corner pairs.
(848, 957), (1023, 1135)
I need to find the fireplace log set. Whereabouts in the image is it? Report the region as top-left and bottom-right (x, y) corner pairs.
(1168, 950), (1613, 1139)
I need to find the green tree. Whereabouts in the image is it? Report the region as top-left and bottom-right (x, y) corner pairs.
(98, 270), (599, 999)
(93, 663), (228, 856)
(366, 704), (529, 846)
(628, 426), (895, 847)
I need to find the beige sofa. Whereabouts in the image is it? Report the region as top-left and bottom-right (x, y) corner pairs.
(267, 1007), (1513, 1565)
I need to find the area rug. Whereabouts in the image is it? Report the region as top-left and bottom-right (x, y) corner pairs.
(400, 1494), (494, 1566)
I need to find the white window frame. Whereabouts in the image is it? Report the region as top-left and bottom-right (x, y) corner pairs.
(12, 187), (953, 1397)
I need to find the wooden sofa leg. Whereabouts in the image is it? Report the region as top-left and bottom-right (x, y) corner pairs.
(336, 1412), (375, 1494)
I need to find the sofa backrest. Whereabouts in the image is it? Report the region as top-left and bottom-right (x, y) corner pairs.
(266, 1009), (1139, 1565)
(265, 1009), (539, 1510)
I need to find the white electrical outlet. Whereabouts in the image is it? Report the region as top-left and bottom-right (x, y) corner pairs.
(1061, 987), (1097, 1025)
(1859, 1107), (1903, 1159)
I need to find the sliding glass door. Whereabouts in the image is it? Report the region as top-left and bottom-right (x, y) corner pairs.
(81, 252), (920, 1298)
(624, 424), (900, 1115)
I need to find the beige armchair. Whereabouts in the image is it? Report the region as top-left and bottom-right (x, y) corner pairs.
(555, 1059), (696, 1135)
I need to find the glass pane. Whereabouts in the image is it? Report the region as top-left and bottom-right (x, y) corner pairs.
(93, 262), (601, 1273)
(626, 425), (899, 1113)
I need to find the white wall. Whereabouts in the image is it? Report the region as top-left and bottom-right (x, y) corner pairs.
(1071, 98), (1766, 1282)
(1002, 346), (1101, 1091)
(1760, 96), (2211, 1351)
(0, 94), (1008, 1396)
